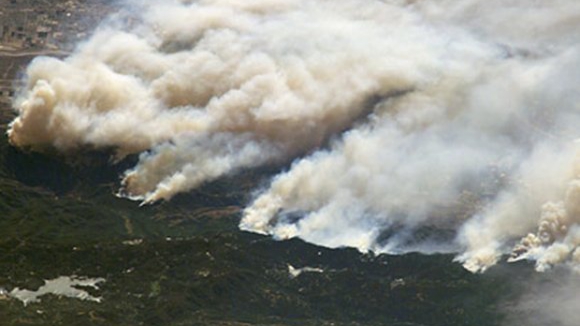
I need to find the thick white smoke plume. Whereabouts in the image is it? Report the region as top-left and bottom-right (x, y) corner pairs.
(7, 0), (580, 272)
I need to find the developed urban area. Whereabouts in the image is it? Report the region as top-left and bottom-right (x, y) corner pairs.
(0, 0), (114, 109)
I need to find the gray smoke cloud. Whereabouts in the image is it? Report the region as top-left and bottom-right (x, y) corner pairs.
(7, 0), (580, 273)
(503, 271), (580, 326)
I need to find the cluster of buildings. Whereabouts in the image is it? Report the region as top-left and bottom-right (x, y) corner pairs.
(0, 0), (115, 105)
(0, 0), (114, 51)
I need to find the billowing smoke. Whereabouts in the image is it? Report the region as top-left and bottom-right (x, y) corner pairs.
(7, 0), (580, 273)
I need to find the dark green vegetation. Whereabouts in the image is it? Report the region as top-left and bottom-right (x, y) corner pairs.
(0, 57), (544, 326)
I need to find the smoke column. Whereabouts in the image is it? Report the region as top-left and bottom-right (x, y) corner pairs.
(7, 0), (580, 273)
